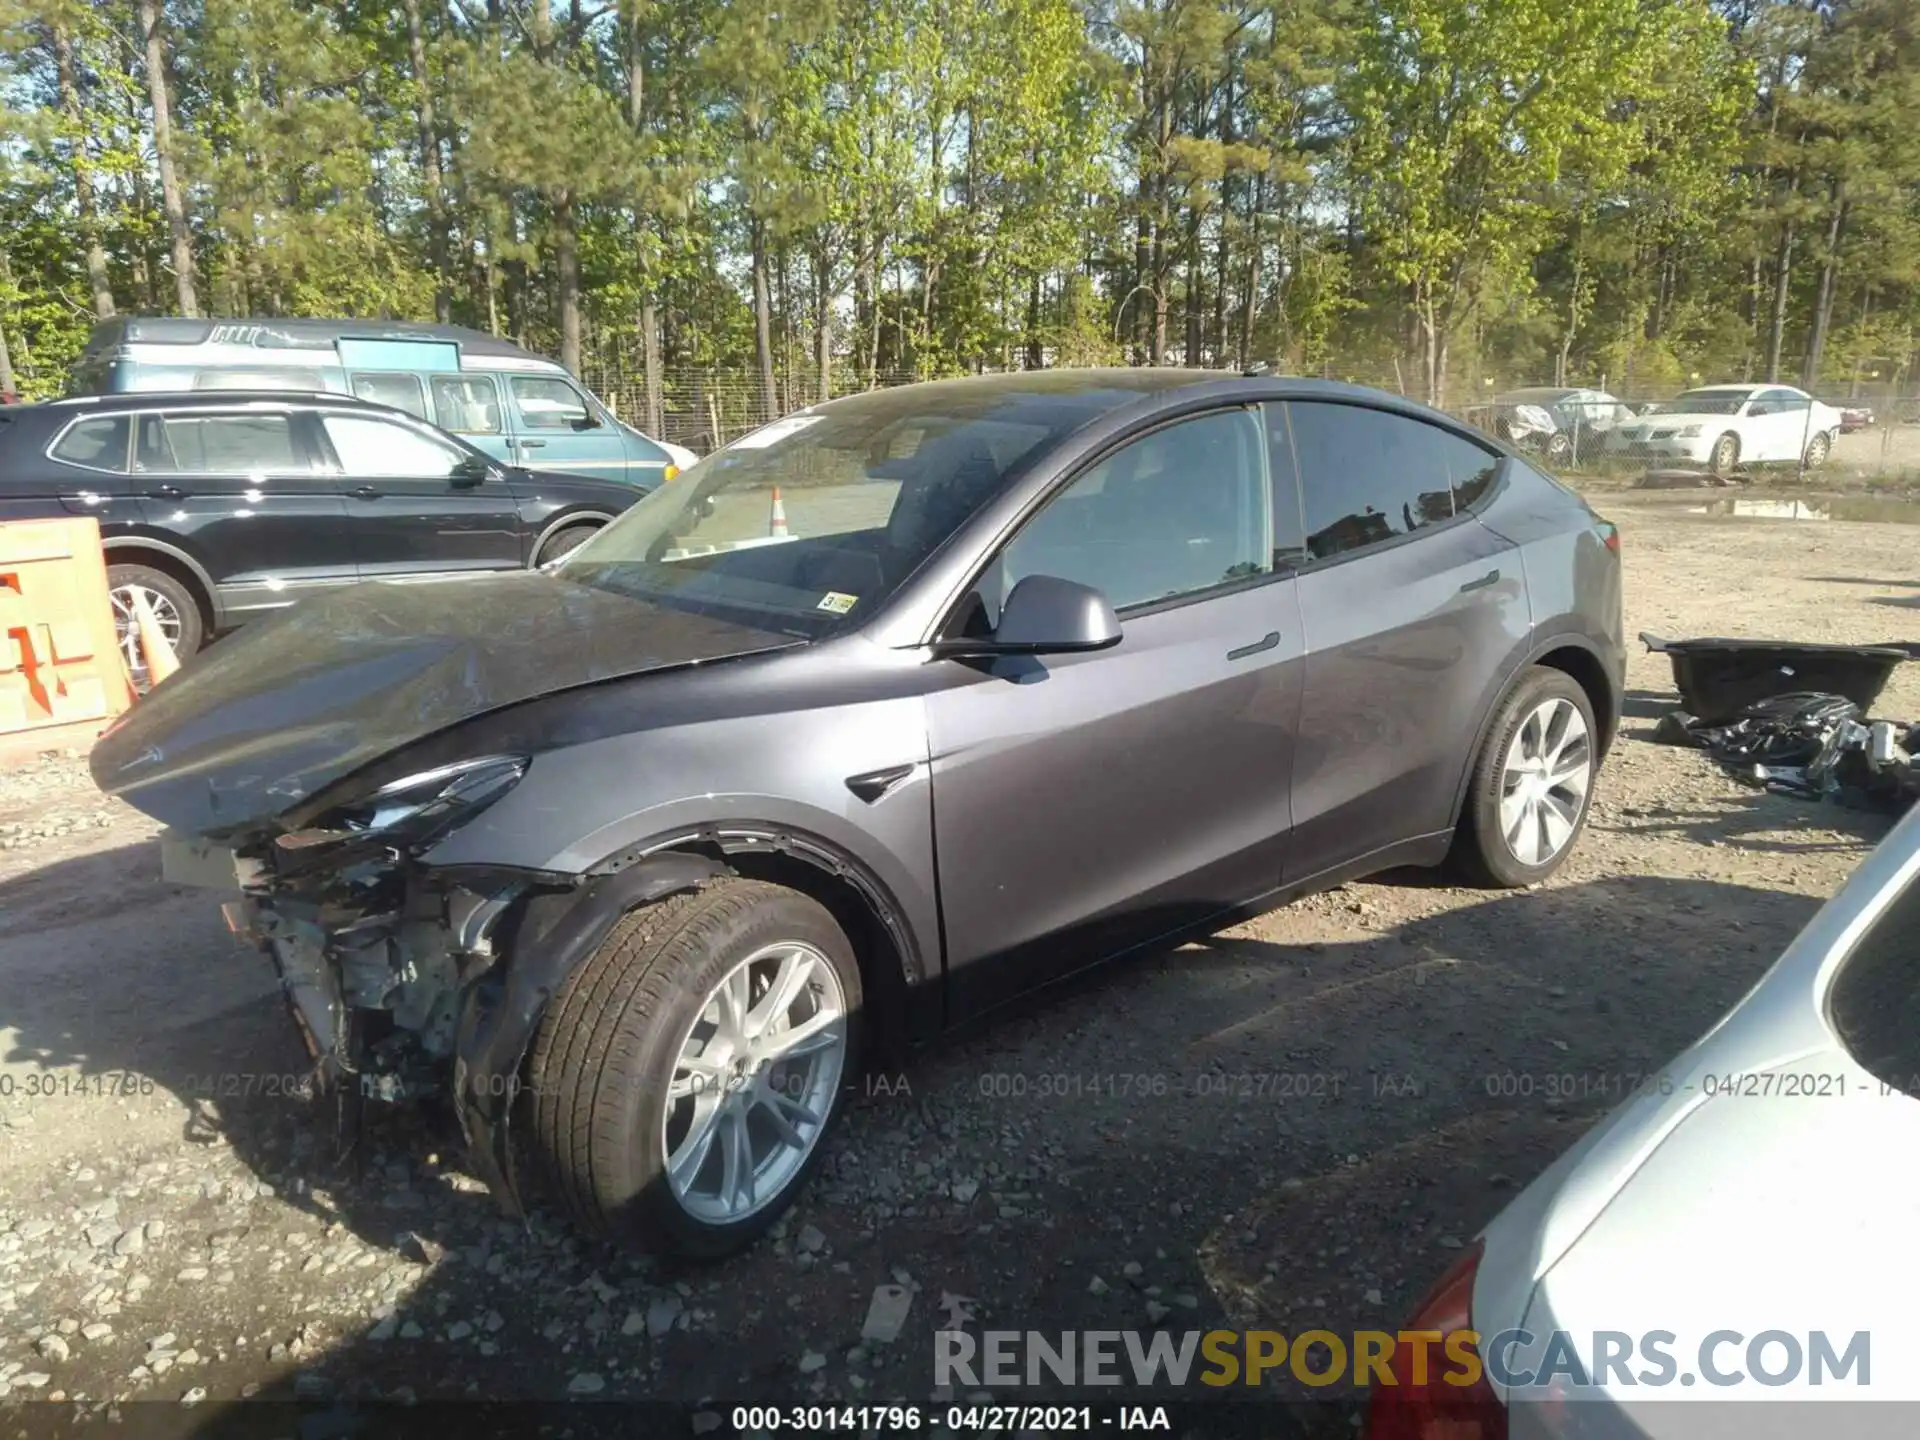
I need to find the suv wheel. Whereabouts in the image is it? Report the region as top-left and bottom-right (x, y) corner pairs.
(536, 522), (599, 567)
(1451, 667), (1598, 888)
(524, 878), (862, 1257)
(107, 563), (204, 691)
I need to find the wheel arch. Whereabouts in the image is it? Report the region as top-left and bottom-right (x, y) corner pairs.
(450, 823), (927, 1212)
(611, 826), (926, 1056)
(101, 536), (219, 633)
(531, 509), (615, 565)
(1447, 634), (1619, 832)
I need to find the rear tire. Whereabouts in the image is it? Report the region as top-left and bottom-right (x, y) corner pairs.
(106, 562), (204, 692)
(1450, 667), (1598, 889)
(1803, 430), (1832, 469)
(536, 522), (599, 567)
(523, 878), (862, 1257)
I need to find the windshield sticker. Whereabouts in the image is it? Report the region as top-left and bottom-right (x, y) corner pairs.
(731, 414), (823, 450)
(816, 591), (858, 615)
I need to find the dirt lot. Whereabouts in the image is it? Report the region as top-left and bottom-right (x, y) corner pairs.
(3, 494), (1918, 1433)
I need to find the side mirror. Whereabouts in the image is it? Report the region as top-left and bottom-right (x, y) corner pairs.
(449, 456), (492, 487)
(933, 575), (1122, 658)
(570, 413), (603, 431)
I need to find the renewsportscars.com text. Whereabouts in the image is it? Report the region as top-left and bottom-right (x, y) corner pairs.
(934, 1328), (1871, 1391)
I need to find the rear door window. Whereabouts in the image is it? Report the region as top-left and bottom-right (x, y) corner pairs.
(431, 375), (503, 435)
(1279, 402), (1460, 561)
(137, 414), (302, 475)
(50, 416), (132, 473)
(1438, 430), (1500, 511)
(349, 372), (430, 420)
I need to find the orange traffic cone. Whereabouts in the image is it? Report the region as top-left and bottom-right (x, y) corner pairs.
(769, 485), (789, 538)
(129, 587), (180, 687)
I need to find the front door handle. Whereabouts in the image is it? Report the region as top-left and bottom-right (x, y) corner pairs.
(1458, 569), (1500, 594)
(145, 484), (184, 502)
(351, 485), (381, 500)
(519, 438), (547, 449)
(1227, 631), (1281, 661)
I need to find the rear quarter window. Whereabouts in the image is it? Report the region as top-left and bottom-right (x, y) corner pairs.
(49, 415), (132, 473)
(1829, 866), (1920, 1097)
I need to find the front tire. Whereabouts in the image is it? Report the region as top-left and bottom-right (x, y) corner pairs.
(1450, 668), (1598, 889)
(1709, 432), (1740, 477)
(523, 878), (862, 1257)
(536, 522), (599, 567)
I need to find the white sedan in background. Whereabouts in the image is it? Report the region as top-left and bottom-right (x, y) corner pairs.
(1367, 802), (1920, 1439)
(1606, 384), (1843, 475)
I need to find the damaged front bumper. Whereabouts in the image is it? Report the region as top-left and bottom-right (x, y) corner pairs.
(165, 821), (541, 1191)
(160, 778), (729, 1215)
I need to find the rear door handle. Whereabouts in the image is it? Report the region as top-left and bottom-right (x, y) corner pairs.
(351, 485), (381, 500)
(1458, 569), (1500, 594)
(1227, 631), (1281, 661)
(145, 484), (184, 501)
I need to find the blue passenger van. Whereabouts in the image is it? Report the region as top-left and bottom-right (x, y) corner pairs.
(67, 318), (689, 490)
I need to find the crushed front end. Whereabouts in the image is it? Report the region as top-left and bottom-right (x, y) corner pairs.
(167, 755), (551, 1199)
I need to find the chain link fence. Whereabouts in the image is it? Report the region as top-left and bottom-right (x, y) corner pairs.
(579, 354), (922, 457)
(578, 354), (1920, 487)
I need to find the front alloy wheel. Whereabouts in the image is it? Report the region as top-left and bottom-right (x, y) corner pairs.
(664, 941), (848, 1224)
(524, 877), (863, 1257)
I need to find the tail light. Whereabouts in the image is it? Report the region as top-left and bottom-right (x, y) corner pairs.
(1597, 519), (1620, 554)
(1363, 1241), (1507, 1440)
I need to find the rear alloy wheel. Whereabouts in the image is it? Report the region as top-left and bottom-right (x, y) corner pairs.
(523, 877), (862, 1257)
(1452, 667), (1598, 888)
(1544, 431), (1574, 466)
(1803, 430), (1832, 469)
(106, 563), (204, 692)
(1709, 432), (1740, 477)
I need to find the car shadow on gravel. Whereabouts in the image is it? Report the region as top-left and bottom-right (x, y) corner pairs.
(0, 850), (1830, 1438)
(1611, 792), (1893, 854)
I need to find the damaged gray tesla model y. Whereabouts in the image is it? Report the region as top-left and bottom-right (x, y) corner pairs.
(91, 369), (1624, 1257)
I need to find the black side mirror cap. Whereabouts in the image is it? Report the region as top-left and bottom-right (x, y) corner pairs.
(931, 574), (1122, 658)
(570, 414), (603, 431)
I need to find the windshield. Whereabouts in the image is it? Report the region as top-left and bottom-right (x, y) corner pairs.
(1652, 389), (1751, 416)
(555, 387), (1088, 636)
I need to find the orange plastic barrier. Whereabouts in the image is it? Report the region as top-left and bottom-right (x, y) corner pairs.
(0, 517), (134, 738)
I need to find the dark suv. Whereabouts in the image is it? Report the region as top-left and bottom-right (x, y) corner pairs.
(0, 391), (646, 681)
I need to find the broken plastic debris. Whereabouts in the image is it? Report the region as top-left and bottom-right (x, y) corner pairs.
(936, 1291), (979, 1332)
(859, 1285), (912, 1345)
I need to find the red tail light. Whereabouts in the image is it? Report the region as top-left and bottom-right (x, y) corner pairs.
(1597, 519), (1620, 553)
(1363, 1241), (1508, 1440)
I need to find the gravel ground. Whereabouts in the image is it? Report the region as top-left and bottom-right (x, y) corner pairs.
(3, 494), (1918, 1434)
